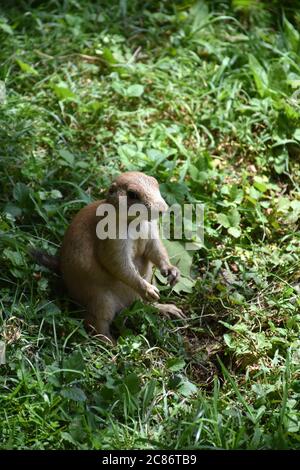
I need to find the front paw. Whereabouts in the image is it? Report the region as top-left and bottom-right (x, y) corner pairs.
(160, 265), (180, 287)
(144, 282), (160, 301)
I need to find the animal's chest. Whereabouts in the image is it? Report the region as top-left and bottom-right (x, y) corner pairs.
(131, 238), (151, 277)
(131, 238), (147, 261)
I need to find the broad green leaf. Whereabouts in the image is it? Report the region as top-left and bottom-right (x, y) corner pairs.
(178, 379), (198, 397)
(59, 149), (75, 166)
(188, 164), (200, 182)
(229, 291), (245, 304)
(112, 81), (126, 95)
(219, 320), (248, 333)
(50, 189), (63, 199)
(283, 16), (299, 53)
(291, 200), (300, 211)
(248, 54), (268, 98)
(156, 240), (196, 293)
(102, 47), (118, 65)
(3, 203), (22, 218)
(249, 186), (261, 200)
(190, 0), (209, 32)
(126, 84), (144, 97)
(292, 380), (300, 393)
(229, 185), (244, 204)
(118, 144), (147, 170)
(228, 226), (241, 238)
(224, 333), (234, 349)
(52, 82), (76, 100)
(227, 208), (241, 227)
(194, 151), (213, 172)
(216, 213), (230, 228)
(63, 350), (85, 376)
(162, 240), (193, 278)
(61, 432), (78, 446)
(147, 149), (167, 165)
(124, 373), (140, 395)
(0, 19), (13, 35)
(12, 183), (33, 212)
(173, 275), (195, 294)
(278, 197), (290, 212)
(13, 182), (30, 205)
(160, 182), (189, 205)
(167, 357), (185, 372)
(3, 249), (23, 266)
(61, 386), (87, 402)
(268, 62), (289, 95)
(16, 59), (38, 75)
(274, 151), (288, 174)
(293, 129), (300, 141)
(253, 176), (268, 193)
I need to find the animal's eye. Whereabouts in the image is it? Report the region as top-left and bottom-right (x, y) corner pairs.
(108, 182), (117, 194)
(127, 190), (139, 200)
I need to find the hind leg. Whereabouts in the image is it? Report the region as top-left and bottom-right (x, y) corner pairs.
(154, 303), (185, 319)
(85, 293), (117, 345)
(85, 315), (115, 345)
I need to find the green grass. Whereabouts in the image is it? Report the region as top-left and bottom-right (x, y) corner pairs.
(1, 0), (300, 449)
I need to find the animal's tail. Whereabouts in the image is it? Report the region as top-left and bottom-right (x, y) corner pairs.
(29, 248), (60, 274)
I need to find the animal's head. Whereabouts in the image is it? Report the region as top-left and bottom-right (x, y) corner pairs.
(107, 172), (168, 219)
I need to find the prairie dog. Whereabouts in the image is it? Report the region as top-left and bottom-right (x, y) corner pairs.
(32, 172), (183, 343)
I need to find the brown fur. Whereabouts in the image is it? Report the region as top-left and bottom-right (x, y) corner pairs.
(36, 172), (183, 343)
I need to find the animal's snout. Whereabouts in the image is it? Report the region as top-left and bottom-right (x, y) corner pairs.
(158, 199), (169, 213)
(150, 187), (168, 212)
(146, 193), (168, 219)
